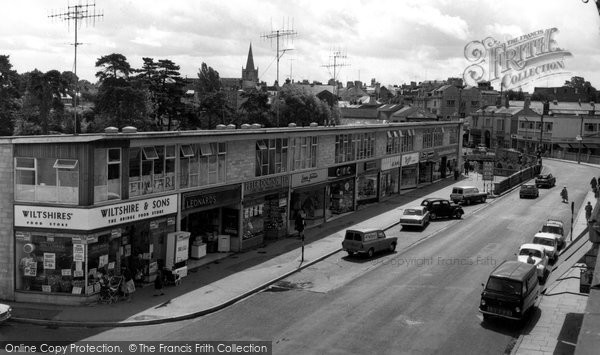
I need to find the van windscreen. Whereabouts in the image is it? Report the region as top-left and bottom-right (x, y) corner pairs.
(485, 277), (522, 295)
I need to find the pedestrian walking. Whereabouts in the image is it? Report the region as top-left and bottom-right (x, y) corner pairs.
(560, 186), (569, 203)
(121, 266), (136, 302)
(464, 160), (469, 175)
(591, 177), (598, 192)
(585, 201), (593, 222)
(454, 168), (459, 181)
(154, 267), (165, 296)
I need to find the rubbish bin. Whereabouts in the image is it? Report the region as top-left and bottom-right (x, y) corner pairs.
(218, 235), (231, 252)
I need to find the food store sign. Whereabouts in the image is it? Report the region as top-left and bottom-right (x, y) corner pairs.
(15, 195), (178, 230)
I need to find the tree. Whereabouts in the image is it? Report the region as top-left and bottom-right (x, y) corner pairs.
(564, 76), (597, 102)
(91, 77), (150, 132)
(95, 53), (132, 82)
(239, 88), (271, 126)
(195, 62), (232, 129)
(0, 55), (21, 136)
(21, 69), (68, 134)
(135, 58), (186, 130)
(274, 84), (336, 127)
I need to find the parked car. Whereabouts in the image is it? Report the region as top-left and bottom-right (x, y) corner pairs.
(450, 186), (488, 205)
(476, 144), (488, 153)
(480, 260), (540, 321)
(519, 183), (539, 199)
(0, 303), (12, 324)
(517, 243), (550, 282)
(532, 232), (559, 263)
(420, 198), (464, 220)
(535, 173), (556, 188)
(342, 228), (398, 258)
(540, 219), (565, 249)
(400, 206), (430, 229)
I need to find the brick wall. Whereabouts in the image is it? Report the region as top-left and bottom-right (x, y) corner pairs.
(0, 143), (14, 301)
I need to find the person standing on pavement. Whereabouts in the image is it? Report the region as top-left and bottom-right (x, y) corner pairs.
(295, 209), (306, 240)
(121, 266), (136, 302)
(154, 267), (165, 296)
(591, 177), (597, 192)
(561, 186), (569, 203)
(586, 201), (593, 222)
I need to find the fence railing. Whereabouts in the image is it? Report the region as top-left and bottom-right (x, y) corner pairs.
(492, 165), (541, 195)
(550, 150), (600, 165)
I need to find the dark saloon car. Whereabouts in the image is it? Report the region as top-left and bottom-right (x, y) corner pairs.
(420, 198), (464, 220)
(535, 173), (556, 188)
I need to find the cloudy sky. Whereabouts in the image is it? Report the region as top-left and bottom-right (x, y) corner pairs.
(2, 0), (600, 91)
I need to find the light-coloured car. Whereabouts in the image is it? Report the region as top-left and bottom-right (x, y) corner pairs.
(0, 303), (12, 324)
(400, 206), (430, 229)
(517, 244), (549, 282)
(532, 232), (559, 263)
(342, 229), (398, 258)
(541, 219), (565, 249)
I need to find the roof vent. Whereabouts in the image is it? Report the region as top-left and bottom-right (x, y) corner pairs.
(121, 126), (138, 133)
(241, 124), (251, 129)
(252, 123), (262, 129)
(309, 122), (318, 127)
(288, 123), (297, 127)
(104, 126), (118, 134)
(226, 124), (236, 129)
(216, 124), (226, 130)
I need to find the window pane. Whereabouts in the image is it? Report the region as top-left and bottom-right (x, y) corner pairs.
(108, 148), (121, 162)
(129, 148), (141, 178)
(142, 146), (159, 160)
(16, 157), (35, 169)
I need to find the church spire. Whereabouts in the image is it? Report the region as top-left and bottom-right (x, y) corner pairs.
(245, 43), (255, 71)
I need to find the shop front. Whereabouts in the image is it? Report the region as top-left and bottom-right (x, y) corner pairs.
(243, 176), (289, 249)
(327, 164), (356, 218)
(181, 186), (241, 253)
(437, 147), (460, 177)
(380, 155), (402, 200)
(13, 194), (178, 305)
(356, 160), (379, 207)
(419, 150), (439, 183)
(290, 169), (328, 231)
(400, 152), (419, 189)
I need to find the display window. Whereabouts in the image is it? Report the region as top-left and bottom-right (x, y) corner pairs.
(357, 173), (378, 203)
(401, 166), (418, 188)
(291, 187), (326, 228)
(380, 170), (399, 198)
(419, 163), (433, 183)
(263, 193), (288, 239)
(328, 179), (355, 215)
(243, 198), (265, 240)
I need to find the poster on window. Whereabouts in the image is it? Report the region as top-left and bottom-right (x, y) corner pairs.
(99, 254), (108, 268)
(43, 253), (56, 270)
(73, 244), (85, 262)
(24, 261), (37, 276)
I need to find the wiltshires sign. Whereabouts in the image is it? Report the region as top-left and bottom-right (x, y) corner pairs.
(15, 194), (178, 230)
(463, 28), (572, 90)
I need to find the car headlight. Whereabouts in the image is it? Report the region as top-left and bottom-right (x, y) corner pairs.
(481, 299), (486, 306)
(515, 307), (521, 313)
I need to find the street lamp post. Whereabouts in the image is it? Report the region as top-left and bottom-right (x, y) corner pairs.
(577, 114), (584, 164)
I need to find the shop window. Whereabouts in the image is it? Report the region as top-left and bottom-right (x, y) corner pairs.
(422, 129), (433, 148)
(15, 157), (79, 204)
(94, 148), (121, 203)
(401, 131), (414, 152)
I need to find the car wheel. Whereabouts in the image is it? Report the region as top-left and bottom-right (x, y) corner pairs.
(481, 196), (486, 203)
(347, 251), (355, 257)
(367, 248), (374, 258)
(454, 211), (463, 219)
(389, 243), (396, 252)
(482, 313), (490, 321)
(430, 212), (437, 220)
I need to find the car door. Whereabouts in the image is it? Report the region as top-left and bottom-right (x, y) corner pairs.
(377, 230), (387, 251)
(440, 200), (451, 217)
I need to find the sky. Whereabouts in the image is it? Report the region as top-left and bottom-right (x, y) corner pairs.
(2, 0), (600, 92)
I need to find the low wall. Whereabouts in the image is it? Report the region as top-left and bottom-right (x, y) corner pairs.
(492, 165), (541, 195)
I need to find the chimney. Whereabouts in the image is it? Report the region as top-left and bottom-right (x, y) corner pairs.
(524, 96), (531, 111)
(504, 94), (509, 109)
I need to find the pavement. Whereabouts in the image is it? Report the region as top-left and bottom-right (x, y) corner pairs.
(4, 159), (597, 355)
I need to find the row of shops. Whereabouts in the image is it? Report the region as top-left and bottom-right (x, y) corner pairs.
(13, 149), (458, 304)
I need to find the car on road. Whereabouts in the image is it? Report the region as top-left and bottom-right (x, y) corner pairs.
(0, 303), (12, 324)
(342, 228), (398, 258)
(480, 260), (540, 322)
(540, 219), (565, 249)
(420, 198), (464, 220)
(450, 186), (488, 205)
(535, 173), (556, 188)
(517, 243), (550, 282)
(519, 183), (539, 199)
(400, 206), (430, 229)
(532, 232), (559, 263)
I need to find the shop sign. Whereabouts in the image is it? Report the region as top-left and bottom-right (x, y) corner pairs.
(291, 168), (328, 187)
(381, 155), (403, 171)
(183, 188), (240, 211)
(244, 175), (290, 195)
(279, 198), (287, 207)
(401, 153), (420, 166)
(437, 147), (458, 156)
(167, 217), (176, 226)
(73, 244), (85, 262)
(15, 231), (31, 241)
(110, 229), (121, 239)
(14, 194), (178, 230)
(420, 151), (435, 161)
(328, 164), (355, 178)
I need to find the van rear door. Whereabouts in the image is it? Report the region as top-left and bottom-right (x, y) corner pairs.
(342, 231), (363, 251)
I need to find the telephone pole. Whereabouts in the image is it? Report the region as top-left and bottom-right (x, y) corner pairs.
(49, 0), (103, 134)
(262, 19), (297, 126)
(322, 49), (349, 99)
